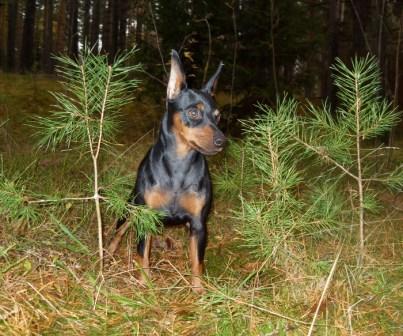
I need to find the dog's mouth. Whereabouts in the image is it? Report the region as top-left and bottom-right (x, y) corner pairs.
(189, 141), (223, 155)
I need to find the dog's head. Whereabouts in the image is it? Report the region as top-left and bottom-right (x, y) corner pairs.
(166, 50), (226, 156)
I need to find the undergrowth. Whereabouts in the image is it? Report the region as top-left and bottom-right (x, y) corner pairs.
(0, 56), (402, 335)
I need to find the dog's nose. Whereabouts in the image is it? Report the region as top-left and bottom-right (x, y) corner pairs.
(213, 135), (226, 148)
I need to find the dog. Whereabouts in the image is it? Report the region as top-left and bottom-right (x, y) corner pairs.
(107, 50), (225, 293)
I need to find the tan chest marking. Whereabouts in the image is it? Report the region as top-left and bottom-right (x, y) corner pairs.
(144, 188), (171, 209)
(179, 193), (205, 216)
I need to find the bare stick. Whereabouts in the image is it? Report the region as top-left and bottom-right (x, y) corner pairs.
(307, 247), (342, 336)
(91, 65), (113, 273)
(195, 17), (212, 84)
(141, 69), (166, 86)
(377, 0), (386, 65)
(28, 196), (97, 204)
(388, 11), (403, 163)
(349, 0), (372, 53)
(225, 1), (239, 130)
(393, 13), (403, 108)
(178, 32), (197, 53)
(354, 78), (365, 262)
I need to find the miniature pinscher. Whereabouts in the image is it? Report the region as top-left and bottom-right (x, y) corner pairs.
(107, 50), (225, 293)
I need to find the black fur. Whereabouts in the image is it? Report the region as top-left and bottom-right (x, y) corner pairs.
(114, 50), (225, 267)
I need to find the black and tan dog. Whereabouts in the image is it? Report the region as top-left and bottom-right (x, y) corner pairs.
(107, 50), (225, 292)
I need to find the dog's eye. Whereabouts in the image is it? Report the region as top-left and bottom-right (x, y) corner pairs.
(187, 108), (202, 120)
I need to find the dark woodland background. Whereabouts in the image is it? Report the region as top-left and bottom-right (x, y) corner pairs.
(0, 0), (403, 126)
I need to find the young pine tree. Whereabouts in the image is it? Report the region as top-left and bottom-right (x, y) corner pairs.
(217, 56), (403, 264)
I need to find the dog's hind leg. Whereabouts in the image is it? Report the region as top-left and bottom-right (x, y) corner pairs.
(107, 217), (129, 256)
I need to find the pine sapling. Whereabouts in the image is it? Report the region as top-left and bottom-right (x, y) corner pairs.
(30, 46), (149, 271)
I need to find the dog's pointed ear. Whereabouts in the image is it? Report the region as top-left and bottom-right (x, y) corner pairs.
(202, 62), (224, 96)
(167, 50), (187, 100)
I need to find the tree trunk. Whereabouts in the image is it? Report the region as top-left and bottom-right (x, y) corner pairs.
(135, 0), (144, 48)
(0, 2), (6, 70)
(56, 0), (67, 54)
(20, 0), (37, 72)
(7, 0), (19, 71)
(111, 0), (119, 58)
(118, 0), (128, 51)
(351, 0), (371, 57)
(321, 0), (340, 111)
(90, 0), (101, 50)
(67, 0), (79, 57)
(102, 0), (112, 57)
(83, 0), (91, 46)
(42, 0), (54, 72)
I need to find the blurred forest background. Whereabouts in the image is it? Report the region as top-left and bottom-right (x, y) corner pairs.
(1, 0), (403, 127)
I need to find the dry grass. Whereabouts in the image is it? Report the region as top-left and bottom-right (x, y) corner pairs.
(0, 74), (402, 335)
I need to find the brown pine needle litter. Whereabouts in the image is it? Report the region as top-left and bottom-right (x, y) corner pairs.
(0, 74), (402, 335)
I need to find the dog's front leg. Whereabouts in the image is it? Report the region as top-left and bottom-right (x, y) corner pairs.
(189, 223), (207, 293)
(137, 235), (153, 285)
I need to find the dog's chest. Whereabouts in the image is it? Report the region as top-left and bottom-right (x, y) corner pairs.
(141, 153), (210, 219)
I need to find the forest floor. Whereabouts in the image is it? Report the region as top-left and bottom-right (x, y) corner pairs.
(0, 74), (402, 335)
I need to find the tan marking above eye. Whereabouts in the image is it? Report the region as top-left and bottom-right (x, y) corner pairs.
(196, 103), (205, 111)
(213, 109), (220, 117)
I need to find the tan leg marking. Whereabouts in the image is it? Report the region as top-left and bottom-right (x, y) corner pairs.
(144, 188), (171, 209)
(189, 235), (204, 293)
(108, 188), (169, 256)
(179, 193), (205, 216)
(138, 235), (153, 285)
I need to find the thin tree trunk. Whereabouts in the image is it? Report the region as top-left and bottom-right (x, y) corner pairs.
(0, 2), (6, 70)
(56, 0), (67, 54)
(83, 0), (91, 46)
(387, 9), (403, 162)
(351, 0), (371, 57)
(377, 0), (387, 93)
(7, 0), (19, 71)
(90, 0), (101, 50)
(20, 0), (36, 72)
(270, 0), (278, 96)
(227, 0), (238, 132)
(135, 1), (144, 48)
(118, 0), (128, 51)
(322, 0), (340, 111)
(111, 0), (119, 58)
(393, 10), (403, 108)
(102, 0), (112, 58)
(42, 0), (54, 72)
(68, 0), (79, 58)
